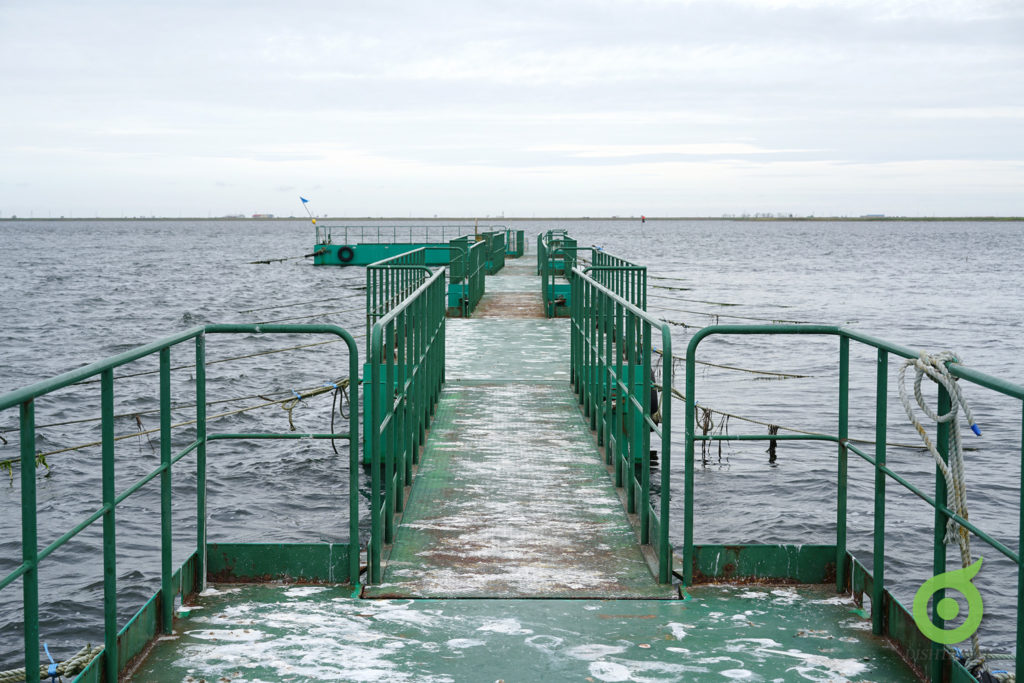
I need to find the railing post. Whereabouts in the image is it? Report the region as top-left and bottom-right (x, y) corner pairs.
(1017, 407), (1024, 681)
(659, 327), (672, 583)
(625, 313), (636, 514)
(837, 335), (849, 593)
(196, 334), (207, 593)
(101, 368), (118, 682)
(684, 337), (696, 587)
(872, 349), (888, 634)
(20, 399), (39, 683)
(160, 347), (173, 634)
(370, 327), (382, 583)
(384, 320), (396, 542)
(930, 383), (952, 683)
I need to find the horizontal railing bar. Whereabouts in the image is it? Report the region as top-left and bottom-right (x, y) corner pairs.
(690, 324), (1024, 402)
(0, 326), (204, 410)
(0, 562), (30, 592)
(697, 433), (838, 443)
(846, 443), (1021, 564)
(36, 505), (110, 563)
(1, 324), (359, 413)
(206, 432), (350, 440)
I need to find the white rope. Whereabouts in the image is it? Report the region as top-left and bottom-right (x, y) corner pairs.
(897, 350), (985, 665)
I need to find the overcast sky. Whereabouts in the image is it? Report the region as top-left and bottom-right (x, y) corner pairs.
(1, 0), (1022, 218)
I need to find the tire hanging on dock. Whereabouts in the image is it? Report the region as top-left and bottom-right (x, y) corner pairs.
(338, 246), (355, 263)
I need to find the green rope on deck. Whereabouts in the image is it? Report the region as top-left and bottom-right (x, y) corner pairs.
(0, 644), (102, 683)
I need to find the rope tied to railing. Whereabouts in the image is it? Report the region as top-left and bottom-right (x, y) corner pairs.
(897, 351), (980, 548)
(281, 378), (349, 432)
(897, 350), (986, 669)
(0, 644), (102, 683)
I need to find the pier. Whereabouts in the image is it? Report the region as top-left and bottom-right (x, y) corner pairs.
(7, 228), (1023, 681)
(132, 242), (917, 681)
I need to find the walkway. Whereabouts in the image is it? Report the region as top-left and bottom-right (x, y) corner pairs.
(365, 256), (671, 598)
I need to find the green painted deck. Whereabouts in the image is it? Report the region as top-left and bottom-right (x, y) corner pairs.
(134, 583), (917, 681)
(362, 379), (673, 598)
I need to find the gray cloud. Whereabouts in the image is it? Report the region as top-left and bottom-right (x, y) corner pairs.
(1, 0), (1022, 216)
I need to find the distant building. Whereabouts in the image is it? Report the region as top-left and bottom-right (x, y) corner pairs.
(251, 213), (275, 219)
(861, 214), (885, 219)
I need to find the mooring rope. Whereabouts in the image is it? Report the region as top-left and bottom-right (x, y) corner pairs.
(897, 350), (989, 674)
(0, 644), (102, 683)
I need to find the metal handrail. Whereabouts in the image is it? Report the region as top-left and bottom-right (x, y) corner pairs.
(538, 231), (646, 316)
(569, 265), (673, 583)
(316, 224), (510, 246)
(366, 249), (434, 340)
(449, 237), (487, 316)
(368, 268), (447, 583)
(0, 323), (359, 683)
(683, 323), (1024, 680)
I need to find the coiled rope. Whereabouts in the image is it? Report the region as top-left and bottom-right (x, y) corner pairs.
(0, 644), (102, 683)
(896, 350), (999, 679)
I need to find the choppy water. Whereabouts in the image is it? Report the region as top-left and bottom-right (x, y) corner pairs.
(1, 218), (1022, 668)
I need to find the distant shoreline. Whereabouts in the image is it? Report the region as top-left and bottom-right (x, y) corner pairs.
(2, 216), (1022, 222)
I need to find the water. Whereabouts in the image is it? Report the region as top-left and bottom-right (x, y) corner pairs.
(1, 218), (1022, 668)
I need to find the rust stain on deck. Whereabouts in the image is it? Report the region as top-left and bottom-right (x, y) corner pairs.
(473, 292), (546, 318)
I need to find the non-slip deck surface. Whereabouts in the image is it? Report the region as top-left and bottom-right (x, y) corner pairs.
(362, 381), (674, 598)
(444, 318), (570, 382)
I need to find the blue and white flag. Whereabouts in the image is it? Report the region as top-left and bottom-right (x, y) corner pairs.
(300, 197), (309, 203)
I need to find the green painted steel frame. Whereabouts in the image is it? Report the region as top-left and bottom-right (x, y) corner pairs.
(590, 250), (647, 310)
(316, 224), (500, 246)
(366, 248), (435, 339)
(504, 228), (526, 258)
(448, 237), (487, 316)
(481, 231), (506, 274)
(368, 268), (447, 583)
(0, 323), (360, 683)
(538, 231), (646, 318)
(683, 323), (1024, 681)
(569, 265), (673, 584)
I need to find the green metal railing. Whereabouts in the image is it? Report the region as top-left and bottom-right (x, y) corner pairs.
(590, 250), (647, 310)
(683, 324), (1024, 681)
(504, 228), (526, 257)
(368, 268), (447, 583)
(0, 324), (359, 683)
(316, 224), (502, 245)
(538, 231), (576, 317)
(366, 249), (433, 338)
(448, 236), (487, 317)
(569, 266), (673, 583)
(538, 232), (646, 317)
(481, 231), (506, 274)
